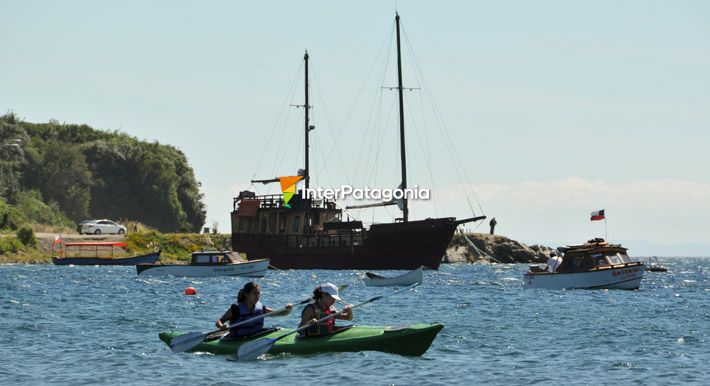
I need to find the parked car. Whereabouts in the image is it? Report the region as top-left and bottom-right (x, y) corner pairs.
(77, 219), (98, 234)
(79, 219), (127, 235)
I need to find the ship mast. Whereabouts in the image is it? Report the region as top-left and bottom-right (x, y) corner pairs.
(252, 52), (313, 188)
(395, 13), (408, 222)
(304, 51), (311, 190)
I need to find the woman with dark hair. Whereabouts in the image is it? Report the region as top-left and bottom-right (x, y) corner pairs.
(216, 282), (292, 339)
(299, 282), (352, 337)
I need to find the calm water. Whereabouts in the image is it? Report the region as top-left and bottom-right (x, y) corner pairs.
(1, 258), (708, 385)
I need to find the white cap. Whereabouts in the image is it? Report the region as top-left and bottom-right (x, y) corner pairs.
(320, 283), (341, 300)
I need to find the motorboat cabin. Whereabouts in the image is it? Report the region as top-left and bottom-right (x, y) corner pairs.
(523, 239), (645, 290)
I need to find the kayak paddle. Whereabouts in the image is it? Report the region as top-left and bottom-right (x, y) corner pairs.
(169, 284), (349, 353)
(234, 282), (421, 361)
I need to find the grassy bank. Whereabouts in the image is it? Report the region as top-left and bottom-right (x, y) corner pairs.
(0, 231), (232, 264)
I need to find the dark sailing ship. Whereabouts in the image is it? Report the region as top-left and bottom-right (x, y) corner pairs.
(231, 14), (484, 269)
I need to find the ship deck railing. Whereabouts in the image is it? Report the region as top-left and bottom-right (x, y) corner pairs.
(233, 194), (338, 210)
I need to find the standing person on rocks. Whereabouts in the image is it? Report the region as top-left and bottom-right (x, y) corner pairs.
(489, 217), (497, 235)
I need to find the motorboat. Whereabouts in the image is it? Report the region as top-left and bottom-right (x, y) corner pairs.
(137, 251), (269, 277)
(523, 239), (644, 290)
(646, 257), (668, 272)
(52, 241), (160, 265)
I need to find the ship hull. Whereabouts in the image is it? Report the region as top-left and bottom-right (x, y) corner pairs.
(523, 262), (645, 290)
(232, 217), (458, 270)
(52, 252), (160, 266)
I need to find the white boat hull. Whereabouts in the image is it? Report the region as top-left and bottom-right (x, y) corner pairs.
(364, 267), (424, 287)
(138, 259), (269, 277)
(523, 263), (644, 290)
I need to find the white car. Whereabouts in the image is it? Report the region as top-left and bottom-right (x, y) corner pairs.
(79, 219), (127, 235)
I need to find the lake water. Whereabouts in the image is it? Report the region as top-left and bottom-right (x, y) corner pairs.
(1, 258), (708, 385)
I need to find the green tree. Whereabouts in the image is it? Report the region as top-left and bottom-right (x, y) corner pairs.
(0, 113), (30, 202)
(23, 138), (92, 221)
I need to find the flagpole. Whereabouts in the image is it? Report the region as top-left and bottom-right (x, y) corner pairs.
(604, 217), (608, 242)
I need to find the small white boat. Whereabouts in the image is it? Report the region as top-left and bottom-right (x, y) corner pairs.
(523, 239), (644, 290)
(136, 251), (269, 277)
(363, 266), (424, 287)
(646, 257), (668, 272)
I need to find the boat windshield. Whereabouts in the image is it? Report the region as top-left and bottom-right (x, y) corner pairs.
(606, 253), (622, 265)
(589, 253), (607, 267)
(617, 253), (632, 263)
(193, 253), (229, 264)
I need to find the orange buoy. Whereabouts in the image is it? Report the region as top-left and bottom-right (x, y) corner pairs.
(184, 286), (197, 295)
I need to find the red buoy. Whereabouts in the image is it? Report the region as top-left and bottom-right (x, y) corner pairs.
(184, 286), (197, 295)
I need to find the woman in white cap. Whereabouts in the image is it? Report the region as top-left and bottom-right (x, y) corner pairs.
(299, 282), (353, 337)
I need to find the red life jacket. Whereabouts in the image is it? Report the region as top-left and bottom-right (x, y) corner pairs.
(302, 302), (334, 336)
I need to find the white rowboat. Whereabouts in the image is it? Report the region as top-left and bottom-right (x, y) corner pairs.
(364, 266), (424, 287)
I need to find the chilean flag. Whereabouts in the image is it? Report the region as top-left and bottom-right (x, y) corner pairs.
(590, 209), (605, 221)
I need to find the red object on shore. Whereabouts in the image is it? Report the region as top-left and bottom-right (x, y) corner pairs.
(184, 287), (197, 295)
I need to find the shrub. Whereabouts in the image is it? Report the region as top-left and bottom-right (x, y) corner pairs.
(0, 236), (23, 254)
(16, 224), (37, 247)
(0, 197), (25, 230)
(15, 190), (73, 227)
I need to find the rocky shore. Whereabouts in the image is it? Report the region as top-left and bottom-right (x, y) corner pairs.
(445, 233), (553, 264)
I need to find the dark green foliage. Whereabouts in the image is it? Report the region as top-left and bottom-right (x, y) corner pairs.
(0, 197), (25, 230)
(15, 190), (73, 227)
(0, 114), (206, 232)
(22, 138), (92, 221)
(0, 236), (23, 254)
(0, 113), (30, 202)
(16, 224), (37, 247)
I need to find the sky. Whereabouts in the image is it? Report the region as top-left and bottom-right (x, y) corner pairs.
(2, 1), (709, 255)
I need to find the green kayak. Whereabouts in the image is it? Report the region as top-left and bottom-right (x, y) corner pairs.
(159, 323), (443, 357)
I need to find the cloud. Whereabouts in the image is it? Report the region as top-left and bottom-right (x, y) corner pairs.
(420, 177), (710, 245)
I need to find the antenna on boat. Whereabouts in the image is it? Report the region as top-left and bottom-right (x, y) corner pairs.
(395, 13), (408, 222)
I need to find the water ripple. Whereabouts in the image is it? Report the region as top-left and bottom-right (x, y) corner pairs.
(0, 257), (708, 385)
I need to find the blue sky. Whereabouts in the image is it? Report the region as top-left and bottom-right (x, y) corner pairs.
(2, 1), (709, 254)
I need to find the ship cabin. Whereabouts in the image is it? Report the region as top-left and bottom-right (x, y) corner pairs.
(190, 251), (238, 265)
(555, 241), (636, 273)
(231, 190), (366, 251)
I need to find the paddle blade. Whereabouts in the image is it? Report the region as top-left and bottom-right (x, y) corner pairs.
(169, 332), (208, 353)
(236, 338), (276, 361)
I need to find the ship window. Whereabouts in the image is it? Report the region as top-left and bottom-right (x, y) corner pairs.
(279, 216), (286, 233)
(571, 256), (584, 270)
(194, 255), (210, 264)
(313, 213), (321, 225)
(293, 216), (301, 233)
(607, 254), (621, 265)
(260, 218), (267, 233)
(618, 253), (631, 263)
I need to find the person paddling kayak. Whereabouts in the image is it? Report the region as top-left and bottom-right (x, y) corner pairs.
(299, 283), (353, 337)
(216, 282), (292, 339)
